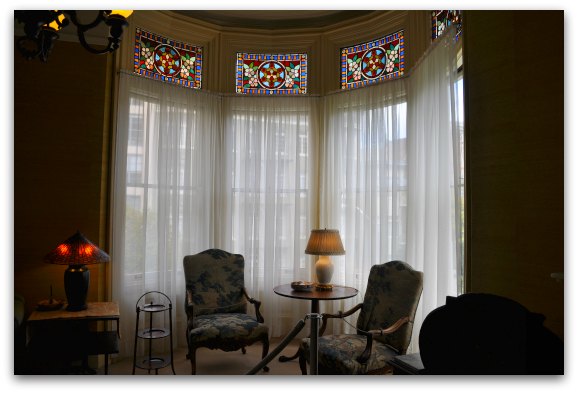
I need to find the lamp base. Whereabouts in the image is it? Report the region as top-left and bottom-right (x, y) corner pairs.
(315, 283), (333, 291)
(64, 264), (90, 311)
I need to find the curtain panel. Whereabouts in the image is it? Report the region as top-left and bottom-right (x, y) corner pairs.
(405, 29), (462, 351)
(221, 96), (320, 336)
(319, 79), (408, 333)
(112, 74), (223, 355)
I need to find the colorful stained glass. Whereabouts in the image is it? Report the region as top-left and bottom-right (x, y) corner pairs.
(340, 30), (405, 90)
(236, 53), (307, 95)
(134, 27), (202, 89)
(432, 10), (463, 41)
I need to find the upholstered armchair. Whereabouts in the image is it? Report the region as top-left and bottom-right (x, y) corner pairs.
(184, 249), (270, 374)
(299, 260), (423, 374)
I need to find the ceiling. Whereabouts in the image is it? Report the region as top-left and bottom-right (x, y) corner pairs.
(171, 10), (378, 30)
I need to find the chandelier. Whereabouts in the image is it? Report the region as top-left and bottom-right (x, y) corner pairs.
(15, 10), (133, 62)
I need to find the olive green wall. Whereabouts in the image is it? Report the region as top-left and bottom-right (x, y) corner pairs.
(14, 39), (112, 316)
(463, 10), (564, 338)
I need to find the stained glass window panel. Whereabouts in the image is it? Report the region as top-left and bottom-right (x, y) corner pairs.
(134, 27), (202, 89)
(432, 10), (463, 41)
(340, 30), (405, 90)
(236, 53), (308, 95)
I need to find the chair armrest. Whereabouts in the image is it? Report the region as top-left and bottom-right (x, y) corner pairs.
(319, 303), (363, 336)
(356, 316), (409, 364)
(242, 287), (265, 323)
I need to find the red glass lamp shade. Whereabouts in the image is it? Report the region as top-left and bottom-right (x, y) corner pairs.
(44, 231), (110, 311)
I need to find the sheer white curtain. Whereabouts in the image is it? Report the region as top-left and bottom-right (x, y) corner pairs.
(320, 80), (408, 333)
(405, 29), (462, 351)
(222, 96), (319, 336)
(319, 30), (462, 345)
(111, 31), (463, 356)
(111, 73), (222, 355)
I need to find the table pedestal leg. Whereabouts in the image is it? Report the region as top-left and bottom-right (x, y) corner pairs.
(279, 300), (319, 362)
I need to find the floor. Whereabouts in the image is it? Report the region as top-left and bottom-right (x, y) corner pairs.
(98, 337), (303, 375)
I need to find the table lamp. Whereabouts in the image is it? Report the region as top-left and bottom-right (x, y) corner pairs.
(305, 229), (345, 291)
(44, 230), (110, 311)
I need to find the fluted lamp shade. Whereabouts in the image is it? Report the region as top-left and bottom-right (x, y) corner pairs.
(305, 229), (345, 291)
(44, 231), (110, 311)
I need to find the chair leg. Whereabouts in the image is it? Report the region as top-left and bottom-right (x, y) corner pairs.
(189, 348), (197, 375)
(298, 347), (308, 375)
(242, 347), (247, 354)
(261, 336), (270, 372)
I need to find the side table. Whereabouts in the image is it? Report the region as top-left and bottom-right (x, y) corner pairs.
(273, 284), (358, 362)
(26, 302), (120, 374)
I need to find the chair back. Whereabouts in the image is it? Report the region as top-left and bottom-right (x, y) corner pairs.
(356, 261), (423, 354)
(183, 249), (247, 316)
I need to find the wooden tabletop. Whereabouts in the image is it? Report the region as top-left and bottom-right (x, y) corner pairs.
(273, 284), (358, 301)
(28, 302), (120, 322)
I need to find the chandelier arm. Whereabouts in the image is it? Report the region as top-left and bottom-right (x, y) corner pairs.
(63, 10), (109, 31)
(76, 32), (116, 55)
(15, 10), (129, 61)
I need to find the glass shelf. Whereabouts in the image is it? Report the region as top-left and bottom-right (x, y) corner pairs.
(137, 327), (170, 339)
(134, 355), (172, 371)
(141, 303), (168, 313)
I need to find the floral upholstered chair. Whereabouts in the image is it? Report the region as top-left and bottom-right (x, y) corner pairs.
(184, 249), (269, 374)
(299, 260), (423, 375)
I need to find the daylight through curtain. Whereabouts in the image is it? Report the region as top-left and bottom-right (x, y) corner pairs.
(112, 73), (222, 355)
(319, 80), (408, 333)
(112, 29), (463, 358)
(405, 29), (462, 351)
(222, 96), (319, 336)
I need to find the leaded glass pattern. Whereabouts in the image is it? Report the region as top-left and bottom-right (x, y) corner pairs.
(134, 27), (202, 89)
(432, 10), (463, 41)
(236, 53), (308, 95)
(340, 30), (405, 90)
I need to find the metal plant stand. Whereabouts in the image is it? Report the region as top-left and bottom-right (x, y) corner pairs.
(132, 291), (175, 374)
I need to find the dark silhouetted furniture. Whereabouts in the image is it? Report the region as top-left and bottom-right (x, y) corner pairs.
(298, 260), (423, 374)
(184, 249), (270, 374)
(419, 293), (564, 374)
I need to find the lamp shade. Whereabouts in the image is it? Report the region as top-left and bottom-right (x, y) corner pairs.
(44, 12), (65, 31)
(44, 231), (109, 311)
(305, 229), (345, 255)
(44, 230), (110, 265)
(109, 10), (134, 19)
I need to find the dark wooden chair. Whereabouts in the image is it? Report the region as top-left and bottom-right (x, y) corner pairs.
(183, 249), (269, 374)
(298, 260), (423, 374)
(419, 293), (564, 374)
